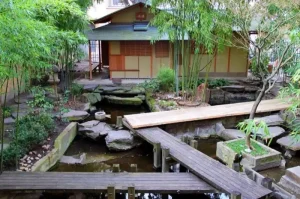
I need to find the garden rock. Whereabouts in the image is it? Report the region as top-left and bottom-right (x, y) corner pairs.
(83, 103), (91, 112)
(219, 129), (245, 141)
(224, 92), (256, 104)
(279, 166), (300, 195)
(277, 135), (300, 152)
(79, 122), (112, 140)
(82, 93), (101, 104)
(221, 85), (245, 93)
(61, 110), (89, 121)
(83, 84), (99, 92)
(254, 115), (284, 126)
(105, 130), (142, 151)
(209, 89), (225, 105)
(255, 126), (285, 139)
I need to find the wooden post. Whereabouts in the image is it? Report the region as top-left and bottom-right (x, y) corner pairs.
(112, 164), (120, 173)
(261, 177), (273, 189)
(162, 148), (170, 173)
(190, 140), (198, 149)
(88, 40), (92, 80)
(98, 40), (101, 68)
(153, 142), (162, 168)
(107, 186), (115, 199)
(116, 116), (123, 128)
(181, 136), (189, 144)
(128, 186), (135, 199)
(230, 191), (241, 199)
(130, 164), (137, 172)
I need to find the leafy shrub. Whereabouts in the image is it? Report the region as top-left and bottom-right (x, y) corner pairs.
(1, 112), (54, 166)
(3, 106), (12, 118)
(158, 100), (177, 109)
(138, 79), (160, 92)
(157, 68), (175, 92)
(70, 83), (83, 98)
(28, 86), (54, 110)
(208, 78), (230, 88)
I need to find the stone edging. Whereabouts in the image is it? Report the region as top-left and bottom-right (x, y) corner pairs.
(31, 122), (77, 172)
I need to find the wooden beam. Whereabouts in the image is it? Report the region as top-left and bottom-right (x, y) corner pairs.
(112, 164), (120, 173)
(88, 40), (92, 80)
(98, 40), (101, 67)
(130, 164), (137, 172)
(230, 191), (241, 199)
(190, 140), (198, 149)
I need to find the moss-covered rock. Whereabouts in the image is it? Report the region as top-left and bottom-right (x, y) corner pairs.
(82, 93), (101, 104)
(105, 95), (143, 106)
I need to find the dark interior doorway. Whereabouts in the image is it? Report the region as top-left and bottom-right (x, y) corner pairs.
(101, 41), (109, 66)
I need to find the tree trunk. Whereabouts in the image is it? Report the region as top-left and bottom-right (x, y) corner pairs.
(246, 81), (267, 149)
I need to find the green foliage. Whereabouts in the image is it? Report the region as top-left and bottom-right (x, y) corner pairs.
(28, 86), (54, 111)
(181, 78), (230, 90)
(237, 119), (271, 145)
(226, 139), (268, 157)
(157, 68), (175, 92)
(3, 107), (12, 118)
(70, 83), (83, 97)
(138, 79), (160, 92)
(1, 112), (54, 166)
(158, 100), (178, 109)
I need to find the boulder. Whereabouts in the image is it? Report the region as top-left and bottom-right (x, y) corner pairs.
(82, 103), (91, 112)
(82, 93), (101, 104)
(255, 126), (285, 139)
(79, 122), (112, 140)
(224, 92), (256, 104)
(61, 110), (89, 121)
(254, 115), (284, 126)
(221, 85), (245, 93)
(219, 129), (245, 141)
(105, 130), (142, 151)
(209, 88), (225, 105)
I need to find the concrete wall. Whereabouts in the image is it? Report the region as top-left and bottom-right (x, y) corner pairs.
(31, 122), (77, 172)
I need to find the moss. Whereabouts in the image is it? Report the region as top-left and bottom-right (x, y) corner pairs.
(105, 96), (143, 106)
(145, 91), (158, 112)
(226, 139), (269, 157)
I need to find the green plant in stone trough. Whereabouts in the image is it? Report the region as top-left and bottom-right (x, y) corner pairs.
(237, 120), (271, 153)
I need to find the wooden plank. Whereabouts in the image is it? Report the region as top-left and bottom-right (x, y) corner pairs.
(125, 99), (290, 129)
(0, 172), (216, 194)
(136, 128), (272, 199)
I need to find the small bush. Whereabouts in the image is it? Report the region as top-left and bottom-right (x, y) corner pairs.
(28, 86), (54, 110)
(158, 100), (177, 109)
(70, 83), (83, 98)
(3, 106), (12, 118)
(157, 68), (175, 92)
(1, 112), (54, 166)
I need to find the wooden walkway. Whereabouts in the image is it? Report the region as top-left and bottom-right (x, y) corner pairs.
(0, 172), (216, 194)
(136, 127), (272, 199)
(125, 99), (290, 129)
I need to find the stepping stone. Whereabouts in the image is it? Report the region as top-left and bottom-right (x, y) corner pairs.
(105, 130), (142, 151)
(255, 126), (285, 139)
(4, 117), (15, 125)
(79, 122), (111, 140)
(219, 129), (245, 141)
(277, 135), (300, 151)
(61, 110), (89, 121)
(83, 84), (99, 92)
(79, 120), (100, 128)
(279, 166), (300, 195)
(254, 115), (284, 126)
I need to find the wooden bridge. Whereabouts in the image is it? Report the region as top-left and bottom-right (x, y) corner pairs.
(135, 127), (272, 199)
(124, 99), (290, 128)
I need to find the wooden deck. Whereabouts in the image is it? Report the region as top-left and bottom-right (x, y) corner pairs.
(135, 127), (272, 199)
(0, 172), (216, 194)
(124, 99), (290, 129)
(73, 60), (99, 72)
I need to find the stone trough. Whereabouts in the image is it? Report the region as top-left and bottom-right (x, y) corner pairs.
(216, 138), (281, 171)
